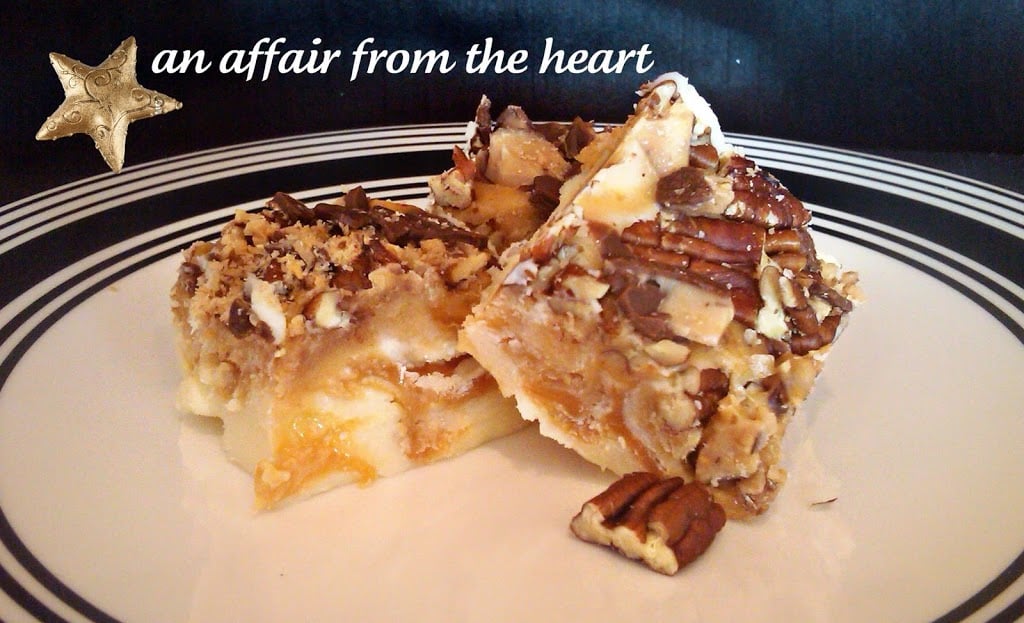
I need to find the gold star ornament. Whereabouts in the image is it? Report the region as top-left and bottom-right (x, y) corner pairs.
(35, 36), (182, 173)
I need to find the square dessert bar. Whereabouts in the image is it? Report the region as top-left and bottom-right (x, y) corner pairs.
(171, 188), (524, 508)
(460, 74), (861, 518)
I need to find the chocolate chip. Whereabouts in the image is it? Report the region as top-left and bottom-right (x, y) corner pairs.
(344, 186), (371, 212)
(657, 167), (712, 210)
(370, 207), (414, 245)
(530, 174), (562, 216)
(312, 201), (346, 223)
(532, 121), (569, 145)
(563, 117), (596, 159)
(369, 206), (487, 249)
(227, 298), (254, 337)
(364, 239), (397, 265)
(267, 192), (317, 225)
(631, 316), (677, 342)
(617, 281), (676, 341)
(622, 281), (664, 316)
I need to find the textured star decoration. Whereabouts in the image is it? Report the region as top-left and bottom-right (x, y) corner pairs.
(35, 36), (182, 173)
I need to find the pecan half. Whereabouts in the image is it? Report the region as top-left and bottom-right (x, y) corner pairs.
(723, 156), (811, 228)
(570, 473), (727, 575)
(178, 261), (201, 295)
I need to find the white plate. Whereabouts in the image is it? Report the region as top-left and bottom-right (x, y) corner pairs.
(0, 127), (1022, 623)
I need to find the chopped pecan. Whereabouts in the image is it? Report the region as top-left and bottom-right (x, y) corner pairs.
(179, 261), (201, 295)
(771, 252), (808, 273)
(331, 247), (372, 291)
(808, 280), (854, 313)
(258, 258), (284, 283)
(686, 259), (758, 293)
(689, 368), (730, 423)
(471, 95), (492, 153)
(790, 313), (842, 355)
(452, 145), (476, 179)
(763, 229), (804, 255)
(761, 373), (790, 415)
(570, 473), (727, 575)
(764, 229), (818, 273)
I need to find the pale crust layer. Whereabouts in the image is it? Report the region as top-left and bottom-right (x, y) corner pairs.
(171, 190), (524, 508)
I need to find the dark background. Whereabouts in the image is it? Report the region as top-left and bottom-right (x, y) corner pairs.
(2, 0), (1022, 205)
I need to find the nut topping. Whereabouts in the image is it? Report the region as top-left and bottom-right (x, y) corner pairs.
(722, 155), (811, 228)
(570, 473), (727, 575)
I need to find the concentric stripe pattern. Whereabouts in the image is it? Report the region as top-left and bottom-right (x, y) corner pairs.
(0, 126), (1021, 623)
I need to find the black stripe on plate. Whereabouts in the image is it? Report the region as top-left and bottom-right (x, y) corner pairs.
(731, 135), (1024, 209)
(783, 173), (1024, 288)
(0, 133), (455, 241)
(0, 245), (191, 623)
(816, 214), (1023, 341)
(748, 148), (1024, 231)
(0, 560), (69, 623)
(0, 218), (221, 351)
(929, 551), (1024, 623)
(989, 593), (1024, 623)
(1, 219), (1021, 623)
(815, 225), (1024, 623)
(0, 151), (448, 308)
(0, 124), (466, 216)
